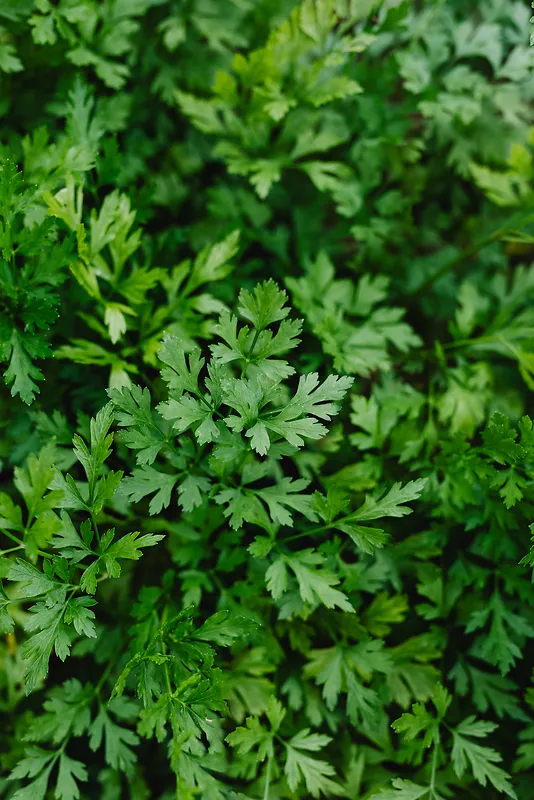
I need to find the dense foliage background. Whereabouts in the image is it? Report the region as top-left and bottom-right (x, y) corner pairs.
(2, 0), (534, 797)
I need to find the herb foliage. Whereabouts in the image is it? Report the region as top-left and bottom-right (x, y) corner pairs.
(1, 1), (534, 798)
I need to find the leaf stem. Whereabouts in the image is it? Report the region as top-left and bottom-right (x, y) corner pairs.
(0, 544), (24, 556)
(263, 755), (272, 800)
(442, 333), (503, 351)
(90, 511), (101, 546)
(429, 740), (440, 797)
(95, 648), (121, 696)
(280, 523), (329, 544)
(160, 603), (173, 695)
(241, 327), (262, 378)
(1, 529), (52, 559)
(406, 208), (534, 299)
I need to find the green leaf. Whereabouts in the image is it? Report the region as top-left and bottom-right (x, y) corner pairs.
(466, 592), (534, 675)
(177, 475), (210, 512)
(185, 229), (240, 293)
(374, 780), (431, 800)
(72, 403), (115, 502)
(255, 479), (317, 526)
(51, 512), (93, 562)
(4, 558), (59, 596)
(0, 491), (23, 531)
(226, 716), (273, 761)
(285, 730), (342, 797)
(104, 530), (164, 562)
(3, 330), (44, 404)
(14, 443), (59, 521)
(451, 718), (517, 798)
(159, 395), (219, 444)
(238, 280), (291, 331)
(55, 752), (88, 800)
(195, 610), (258, 646)
(158, 336), (204, 396)
(210, 307), (302, 382)
(120, 467), (177, 515)
(350, 480), (427, 522)
(21, 600), (73, 694)
(9, 747), (54, 800)
(108, 385), (166, 465)
(63, 596), (97, 639)
(268, 549), (355, 613)
(89, 705), (139, 772)
(392, 704), (438, 747)
(334, 522), (390, 554)
(0, 34), (22, 73)
(254, 372), (354, 453)
(0, 582), (14, 634)
(216, 477), (315, 530)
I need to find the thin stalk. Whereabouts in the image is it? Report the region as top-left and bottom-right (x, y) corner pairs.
(429, 741), (440, 798)
(443, 333), (502, 350)
(1, 530), (25, 548)
(0, 545), (23, 556)
(90, 511), (101, 546)
(95, 651), (120, 696)
(1, 529), (52, 559)
(160, 604), (174, 696)
(263, 756), (272, 800)
(280, 523), (329, 544)
(406, 208), (534, 299)
(241, 328), (262, 378)
(3, 593), (50, 606)
(163, 662), (173, 696)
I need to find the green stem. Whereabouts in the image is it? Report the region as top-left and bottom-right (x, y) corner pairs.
(95, 650), (119, 696)
(280, 523), (329, 544)
(196, 389), (219, 414)
(429, 740), (440, 797)
(280, 514), (377, 547)
(160, 604), (173, 696)
(241, 327), (262, 378)
(1, 530), (24, 547)
(0, 545), (24, 556)
(90, 511), (101, 546)
(4, 593), (48, 606)
(263, 755), (272, 800)
(1, 529), (52, 559)
(163, 662), (173, 696)
(406, 208), (534, 299)
(137, 368), (160, 399)
(443, 333), (502, 351)
(410, 236), (499, 299)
